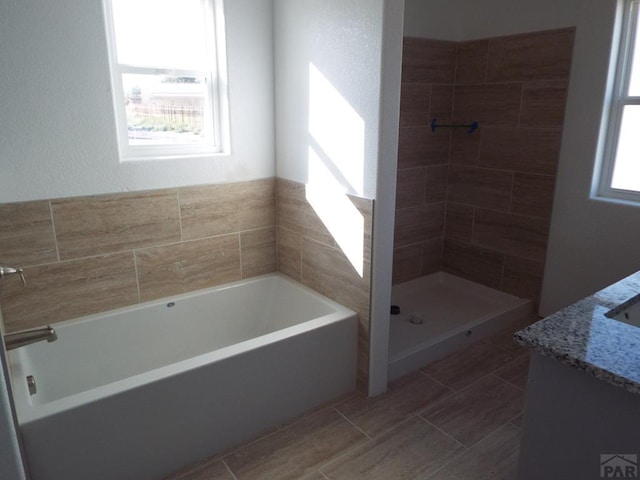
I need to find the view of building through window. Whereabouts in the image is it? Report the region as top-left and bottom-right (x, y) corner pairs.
(104, 0), (221, 158)
(122, 74), (207, 145)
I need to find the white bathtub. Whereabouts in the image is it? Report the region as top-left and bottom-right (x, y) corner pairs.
(7, 273), (357, 480)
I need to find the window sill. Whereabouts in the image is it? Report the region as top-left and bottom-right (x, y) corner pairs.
(119, 149), (230, 163)
(590, 192), (640, 208)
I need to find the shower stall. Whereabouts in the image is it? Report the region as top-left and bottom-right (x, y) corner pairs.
(390, 27), (575, 377)
(388, 272), (531, 380)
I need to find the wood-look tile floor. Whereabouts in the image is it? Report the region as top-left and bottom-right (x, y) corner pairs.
(164, 316), (537, 480)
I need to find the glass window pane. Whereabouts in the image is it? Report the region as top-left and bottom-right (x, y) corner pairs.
(611, 105), (640, 191)
(122, 73), (207, 146)
(627, 5), (640, 95)
(111, 0), (208, 69)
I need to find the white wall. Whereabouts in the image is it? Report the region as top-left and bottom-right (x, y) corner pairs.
(404, 0), (579, 41)
(369, 1), (404, 396)
(273, 0), (403, 396)
(540, 1), (639, 315)
(0, 0), (274, 203)
(273, 0), (384, 199)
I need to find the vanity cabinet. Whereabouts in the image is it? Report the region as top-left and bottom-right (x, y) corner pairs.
(515, 271), (640, 480)
(517, 354), (640, 480)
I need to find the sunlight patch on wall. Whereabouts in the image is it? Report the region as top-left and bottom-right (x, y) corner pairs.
(306, 62), (366, 277)
(308, 63), (365, 194)
(306, 147), (365, 277)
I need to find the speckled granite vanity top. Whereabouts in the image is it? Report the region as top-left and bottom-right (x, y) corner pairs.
(515, 271), (640, 395)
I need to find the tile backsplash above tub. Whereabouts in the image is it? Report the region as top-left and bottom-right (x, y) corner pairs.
(0, 201), (58, 266)
(1, 252), (140, 332)
(1, 177), (372, 388)
(275, 178), (373, 387)
(51, 189), (182, 260)
(0, 179), (276, 332)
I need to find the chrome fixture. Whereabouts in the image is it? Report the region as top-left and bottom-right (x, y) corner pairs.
(4, 326), (57, 351)
(0, 266), (27, 287)
(27, 375), (37, 395)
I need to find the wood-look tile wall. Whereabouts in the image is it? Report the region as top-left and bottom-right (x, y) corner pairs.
(275, 178), (373, 388)
(445, 27), (574, 304)
(393, 37), (455, 285)
(0, 179), (276, 332)
(394, 28), (575, 306)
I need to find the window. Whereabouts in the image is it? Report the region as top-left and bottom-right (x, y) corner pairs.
(598, 0), (640, 201)
(103, 0), (228, 161)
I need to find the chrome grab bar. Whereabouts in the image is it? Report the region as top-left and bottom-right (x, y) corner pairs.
(4, 326), (57, 351)
(0, 266), (27, 287)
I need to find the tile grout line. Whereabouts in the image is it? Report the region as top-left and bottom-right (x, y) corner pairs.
(417, 413), (468, 451)
(507, 408), (526, 426)
(176, 187), (184, 242)
(472, 361), (520, 388)
(329, 379), (462, 451)
(489, 371), (527, 393)
(428, 370), (499, 397)
(417, 333), (529, 392)
(274, 181), (280, 274)
(221, 457), (239, 480)
(507, 171), (516, 214)
(417, 369), (456, 391)
(298, 232), (304, 283)
(336, 396), (457, 443)
(132, 251), (142, 303)
(510, 418), (525, 430)
(23, 229), (247, 269)
(422, 436), (471, 480)
(483, 39), (490, 83)
(48, 200), (61, 263)
(481, 337), (524, 356)
(340, 412), (420, 446)
(517, 80), (525, 128)
(424, 420), (520, 480)
(461, 420), (519, 451)
(482, 320), (539, 355)
(238, 232), (244, 279)
(315, 432), (376, 476)
(217, 427), (288, 465)
(216, 396), (362, 466)
(434, 371), (525, 451)
(321, 401), (484, 477)
(332, 407), (372, 440)
(444, 197), (554, 221)
(309, 408), (407, 475)
(419, 393), (523, 455)
(499, 252), (507, 294)
(449, 158), (559, 175)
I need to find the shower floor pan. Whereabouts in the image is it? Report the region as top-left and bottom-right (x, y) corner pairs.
(388, 272), (532, 381)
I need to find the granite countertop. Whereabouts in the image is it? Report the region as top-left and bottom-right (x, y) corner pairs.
(515, 271), (640, 395)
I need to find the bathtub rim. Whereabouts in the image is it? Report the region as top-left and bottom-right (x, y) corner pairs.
(8, 273), (357, 425)
(10, 272), (349, 333)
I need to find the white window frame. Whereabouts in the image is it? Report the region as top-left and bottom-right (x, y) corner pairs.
(102, 0), (229, 161)
(597, 0), (640, 203)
